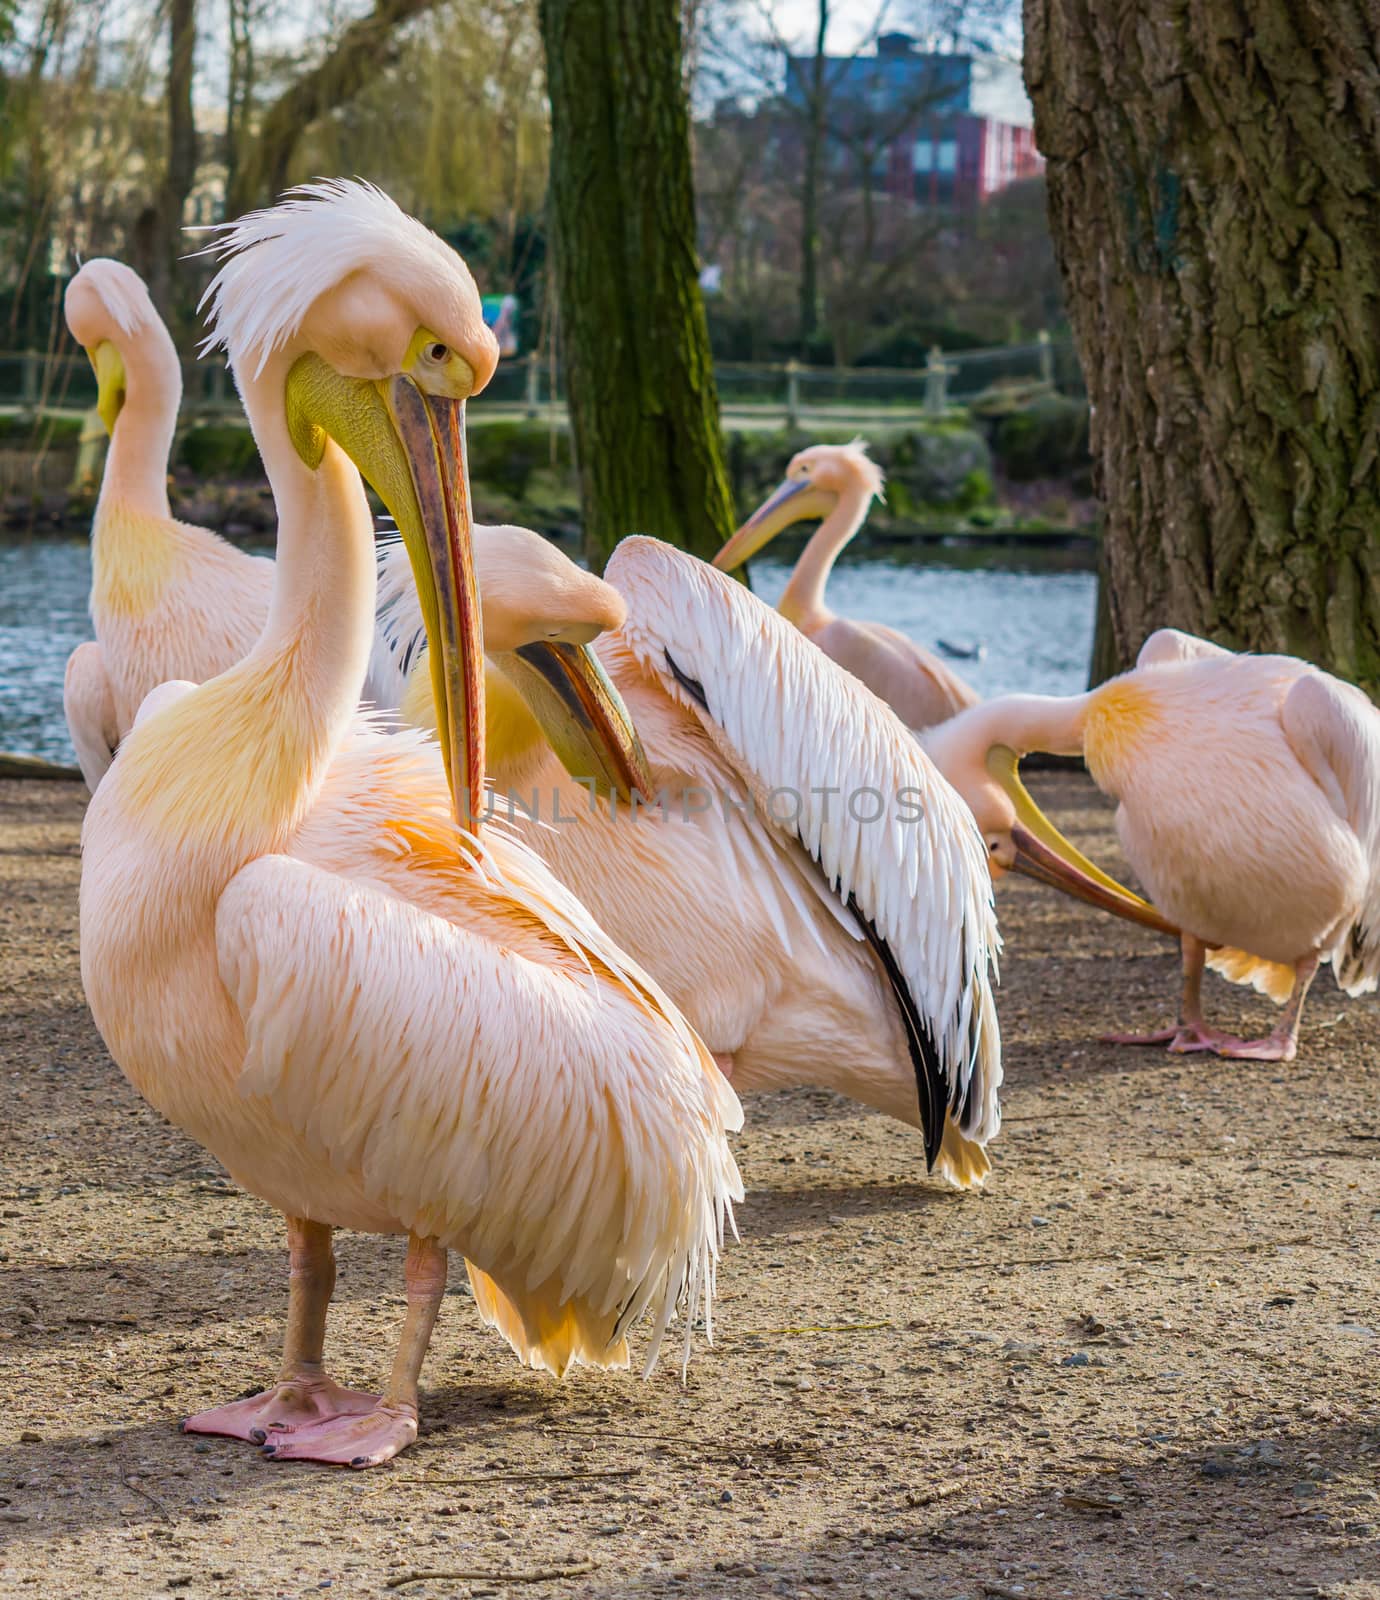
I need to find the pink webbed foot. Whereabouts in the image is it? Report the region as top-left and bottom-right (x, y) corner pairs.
(1101, 1025), (1180, 1047)
(258, 1401), (418, 1468)
(1101, 1021), (1241, 1054)
(1205, 1033), (1298, 1063)
(182, 1374), (378, 1445)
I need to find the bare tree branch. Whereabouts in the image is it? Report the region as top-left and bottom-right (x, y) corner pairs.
(228, 0), (448, 216)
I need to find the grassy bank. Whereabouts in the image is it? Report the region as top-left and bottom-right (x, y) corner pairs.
(1, 397), (1096, 545)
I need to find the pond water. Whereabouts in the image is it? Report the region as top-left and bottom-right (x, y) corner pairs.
(0, 535), (1096, 766)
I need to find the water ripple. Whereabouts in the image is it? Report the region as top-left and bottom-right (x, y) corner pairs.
(0, 540), (1095, 764)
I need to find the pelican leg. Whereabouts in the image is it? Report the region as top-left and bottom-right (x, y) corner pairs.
(1102, 936), (1243, 1053)
(260, 1233), (445, 1468)
(1209, 955), (1320, 1063)
(183, 1217), (376, 1444)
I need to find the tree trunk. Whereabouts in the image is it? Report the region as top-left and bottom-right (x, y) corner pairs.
(797, 0), (829, 351)
(152, 0), (197, 329)
(1024, 0), (1380, 693)
(538, 0), (736, 567)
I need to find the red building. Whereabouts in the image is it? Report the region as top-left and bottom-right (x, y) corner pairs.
(785, 35), (1043, 209)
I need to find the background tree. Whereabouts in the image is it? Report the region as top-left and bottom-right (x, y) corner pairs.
(1025, 0), (1380, 691)
(538, 0), (736, 566)
(225, 0), (449, 216)
(147, 0), (196, 325)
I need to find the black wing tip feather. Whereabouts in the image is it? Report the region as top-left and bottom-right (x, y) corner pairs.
(664, 650), (709, 710)
(847, 893), (948, 1171)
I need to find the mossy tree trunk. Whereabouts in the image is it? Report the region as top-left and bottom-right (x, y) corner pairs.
(538, 0), (736, 567)
(151, 0), (198, 331)
(1025, 0), (1380, 692)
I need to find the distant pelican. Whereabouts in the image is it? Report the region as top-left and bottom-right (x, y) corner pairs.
(62, 261), (274, 789)
(714, 440), (979, 728)
(62, 260), (398, 790)
(924, 629), (1380, 1061)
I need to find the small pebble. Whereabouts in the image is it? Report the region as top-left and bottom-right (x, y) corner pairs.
(1031, 1216), (1052, 1228)
(18, 1431), (41, 1444)
(1061, 1352), (1090, 1368)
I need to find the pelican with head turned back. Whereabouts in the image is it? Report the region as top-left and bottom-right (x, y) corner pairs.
(79, 181), (742, 1469)
(62, 260), (277, 789)
(714, 440), (979, 730)
(62, 260), (416, 790)
(923, 628), (1380, 1061)
(380, 529), (1004, 1189)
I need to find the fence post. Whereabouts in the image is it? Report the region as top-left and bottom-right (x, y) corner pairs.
(1037, 328), (1054, 389)
(525, 353), (541, 420)
(785, 360), (800, 430)
(924, 346), (948, 417)
(21, 351), (38, 412)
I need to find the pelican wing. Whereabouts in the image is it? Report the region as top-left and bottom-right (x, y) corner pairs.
(606, 535), (1002, 1165)
(363, 532), (427, 711)
(813, 614), (980, 729)
(215, 804), (742, 1378)
(1280, 669), (1380, 993)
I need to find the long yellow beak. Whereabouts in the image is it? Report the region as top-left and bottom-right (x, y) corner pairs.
(283, 350), (485, 829)
(384, 379), (484, 827)
(91, 341), (126, 436)
(497, 641), (653, 804)
(988, 745), (1180, 937)
(713, 477), (834, 571)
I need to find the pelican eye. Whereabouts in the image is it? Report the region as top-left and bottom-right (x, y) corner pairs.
(424, 342), (449, 364)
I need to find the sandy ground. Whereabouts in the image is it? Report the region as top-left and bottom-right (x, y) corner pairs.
(0, 772), (1377, 1600)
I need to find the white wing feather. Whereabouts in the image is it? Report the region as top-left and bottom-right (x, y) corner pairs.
(363, 532), (426, 712)
(1280, 670), (1380, 994)
(606, 536), (1002, 1152)
(216, 776), (742, 1376)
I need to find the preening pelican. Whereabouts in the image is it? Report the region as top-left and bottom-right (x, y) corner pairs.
(80, 181), (741, 1469)
(714, 441), (979, 729)
(62, 261), (275, 789)
(381, 530), (1004, 1188)
(62, 260), (403, 791)
(923, 628), (1380, 1061)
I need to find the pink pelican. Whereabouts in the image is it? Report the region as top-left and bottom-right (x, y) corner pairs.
(713, 441), (979, 728)
(923, 629), (1380, 1061)
(61, 260), (406, 789)
(377, 530), (1005, 1189)
(79, 181), (741, 1468)
(61, 261), (276, 788)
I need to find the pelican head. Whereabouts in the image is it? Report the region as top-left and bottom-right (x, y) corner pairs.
(471, 525), (651, 802)
(64, 259), (173, 436)
(386, 523), (652, 803)
(200, 180), (501, 819)
(714, 439), (884, 571)
(923, 705), (1179, 937)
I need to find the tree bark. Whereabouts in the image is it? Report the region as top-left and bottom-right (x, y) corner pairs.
(151, 0), (197, 328)
(538, 0), (737, 567)
(228, 0), (447, 216)
(797, 0), (829, 350)
(1025, 0), (1380, 692)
